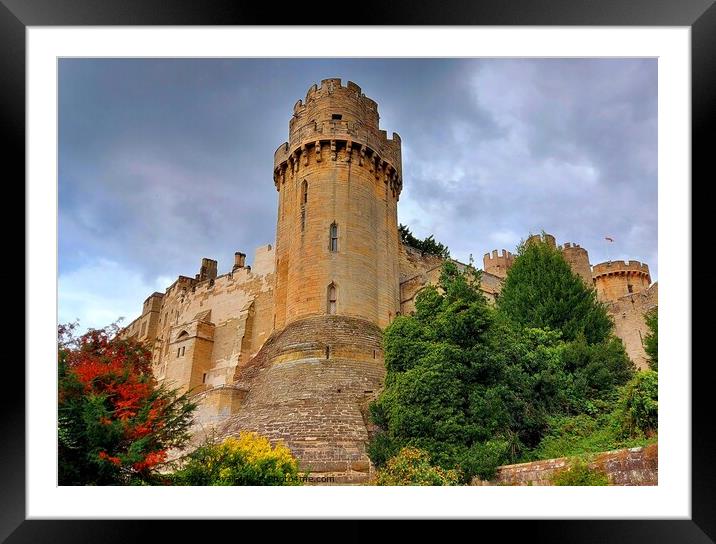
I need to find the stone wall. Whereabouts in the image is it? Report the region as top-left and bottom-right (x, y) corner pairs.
(120, 245), (276, 394)
(606, 282), (658, 370)
(473, 443), (658, 486)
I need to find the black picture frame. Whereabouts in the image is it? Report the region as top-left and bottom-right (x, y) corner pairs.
(6, 0), (711, 540)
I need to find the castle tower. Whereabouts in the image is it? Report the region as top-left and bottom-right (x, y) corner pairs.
(483, 249), (515, 279)
(559, 242), (593, 285)
(592, 260), (651, 302)
(213, 80), (402, 482)
(272, 78), (402, 330)
(526, 232), (557, 248)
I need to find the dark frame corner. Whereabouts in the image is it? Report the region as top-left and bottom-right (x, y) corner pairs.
(6, 0), (713, 541)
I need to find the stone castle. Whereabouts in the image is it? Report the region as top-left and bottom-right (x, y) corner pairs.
(120, 79), (658, 482)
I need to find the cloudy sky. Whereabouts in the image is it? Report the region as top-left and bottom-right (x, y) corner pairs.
(59, 58), (657, 331)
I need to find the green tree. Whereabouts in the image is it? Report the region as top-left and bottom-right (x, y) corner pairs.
(644, 307), (658, 371)
(369, 261), (583, 481)
(398, 224), (450, 258)
(58, 322), (197, 485)
(497, 235), (613, 344)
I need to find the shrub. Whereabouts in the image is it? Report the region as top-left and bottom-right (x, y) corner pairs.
(366, 431), (401, 469)
(644, 308), (658, 371)
(613, 370), (658, 438)
(173, 432), (302, 485)
(374, 447), (460, 486)
(552, 458), (610, 486)
(398, 224), (450, 258)
(457, 439), (511, 481)
(58, 322), (196, 485)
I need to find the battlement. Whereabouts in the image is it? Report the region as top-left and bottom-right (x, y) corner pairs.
(483, 249), (515, 264)
(560, 242), (586, 251)
(526, 233), (557, 248)
(483, 249), (515, 279)
(592, 260), (651, 278)
(274, 79), (402, 186)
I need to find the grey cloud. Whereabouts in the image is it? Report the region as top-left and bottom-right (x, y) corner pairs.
(59, 58), (657, 300)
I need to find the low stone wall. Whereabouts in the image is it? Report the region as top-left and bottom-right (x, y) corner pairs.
(473, 443), (658, 486)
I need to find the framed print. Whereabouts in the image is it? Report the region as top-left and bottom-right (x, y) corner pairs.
(7, 0), (713, 540)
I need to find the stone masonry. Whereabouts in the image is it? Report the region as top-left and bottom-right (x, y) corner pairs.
(120, 79), (658, 481)
(472, 443), (658, 486)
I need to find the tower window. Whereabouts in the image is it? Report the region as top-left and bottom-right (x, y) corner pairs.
(331, 114), (342, 120)
(327, 283), (337, 315)
(627, 284), (634, 293)
(202, 372), (207, 384)
(329, 222), (339, 252)
(300, 180), (308, 232)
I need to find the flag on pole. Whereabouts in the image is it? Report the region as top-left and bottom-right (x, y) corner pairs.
(605, 236), (614, 242)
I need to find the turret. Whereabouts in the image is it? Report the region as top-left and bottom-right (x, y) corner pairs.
(559, 242), (593, 285)
(526, 232), (557, 248)
(272, 79), (402, 329)
(483, 249), (515, 279)
(592, 260), (651, 301)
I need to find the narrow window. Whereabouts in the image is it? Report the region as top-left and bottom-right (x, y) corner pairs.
(325, 346), (330, 359)
(627, 284), (634, 293)
(300, 180), (308, 232)
(176, 347), (180, 358)
(202, 372), (207, 384)
(331, 114), (342, 120)
(329, 222), (338, 252)
(327, 283), (337, 315)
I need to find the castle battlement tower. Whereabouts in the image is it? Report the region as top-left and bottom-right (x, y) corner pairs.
(592, 260), (651, 301)
(483, 249), (515, 279)
(559, 242), (593, 285)
(272, 79), (402, 330)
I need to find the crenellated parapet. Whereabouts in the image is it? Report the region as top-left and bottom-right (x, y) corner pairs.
(483, 249), (515, 279)
(592, 260), (651, 280)
(592, 260), (652, 301)
(273, 79), (402, 198)
(526, 233), (557, 248)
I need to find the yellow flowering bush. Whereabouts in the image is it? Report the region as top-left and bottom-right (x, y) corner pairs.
(374, 447), (460, 486)
(173, 431), (302, 485)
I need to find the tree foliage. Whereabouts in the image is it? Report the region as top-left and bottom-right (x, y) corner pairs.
(58, 322), (197, 485)
(613, 370), (658, 439)
(497, 236), (613, 344)
(172, 432), (302, 486)
(398, 223), (450, 259)
(644, 307), (658, 371)
(370, 252), (637, 482)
